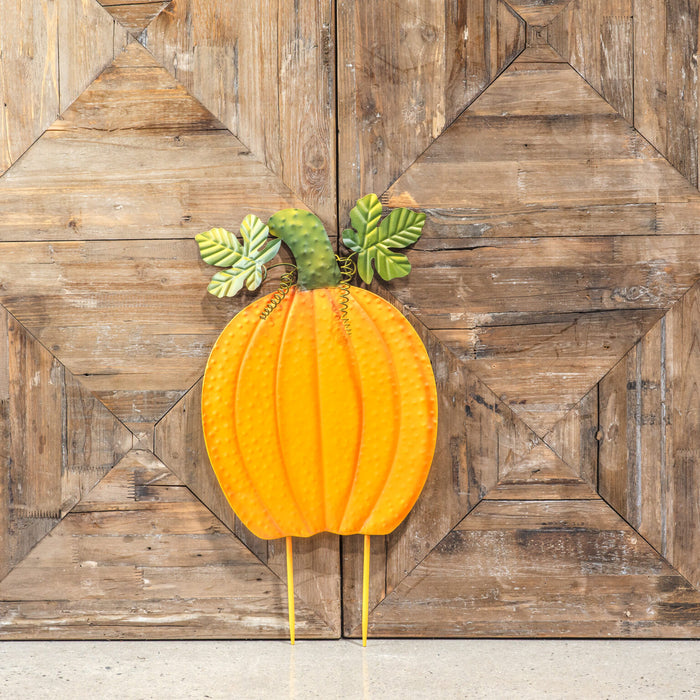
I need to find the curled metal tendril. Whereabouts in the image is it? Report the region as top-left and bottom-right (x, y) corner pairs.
(336, 255), (356, 335)
(260, 267), (297, 320)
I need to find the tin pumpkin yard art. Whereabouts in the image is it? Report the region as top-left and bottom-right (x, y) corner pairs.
(196, 194), (438, 645)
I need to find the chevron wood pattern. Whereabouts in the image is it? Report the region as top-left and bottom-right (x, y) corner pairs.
(1, 0), (699, 639)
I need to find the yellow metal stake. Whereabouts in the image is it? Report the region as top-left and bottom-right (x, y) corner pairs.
(286, 536), (295, 645)
(362, 534), (370, 647)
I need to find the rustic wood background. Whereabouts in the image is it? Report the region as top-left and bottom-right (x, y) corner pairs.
(1, 0), (699, 638)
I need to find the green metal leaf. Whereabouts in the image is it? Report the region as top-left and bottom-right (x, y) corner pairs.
(342, 193), (382, 255)
(198, 214), (282, 297)
(195, 227), (242, 267)
(342, 195), (426, 284)
(207, 267), (251, 298)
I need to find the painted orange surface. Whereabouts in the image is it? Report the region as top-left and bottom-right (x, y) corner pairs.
(201, 285), (438, 539)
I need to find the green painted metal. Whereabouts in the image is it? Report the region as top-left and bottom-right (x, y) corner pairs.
(267, 209), (341, 291)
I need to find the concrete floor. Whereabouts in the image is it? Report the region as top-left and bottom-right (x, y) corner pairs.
(0, 639), (698, 699)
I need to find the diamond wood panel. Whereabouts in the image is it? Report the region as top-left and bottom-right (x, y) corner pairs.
(2, 0), (700, 640)
(342, 2), (700, 638)
(141, 0), (337, 231)
(0, 0), (129, 175)
(549, 0), (699, 187)
(0, 5), (341, 637)
(97, 0), (169, 34)
(337, 0), (525, 220)
(0, 306), (133, 581)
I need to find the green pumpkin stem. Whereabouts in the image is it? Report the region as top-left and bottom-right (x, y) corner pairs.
(267, 209), (341, 290)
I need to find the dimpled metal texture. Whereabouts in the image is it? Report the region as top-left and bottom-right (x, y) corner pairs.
(201, 286), (438, 539)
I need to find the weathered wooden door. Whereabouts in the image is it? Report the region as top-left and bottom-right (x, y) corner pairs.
(2, 0), (700, 639)
(338, 1), (700, 637)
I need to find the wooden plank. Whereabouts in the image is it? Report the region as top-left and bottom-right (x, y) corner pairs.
(503, 0), (573, 25)
(598, 323), (665, 544)
(337, 0), (524, 219)
(0, 455), (330, 638)
(548, 0), (634, 122)
(0, 313), (132, 581)
(662, 1), (700, 189)
(0, 308), (10, 580)
(97, 1), (169, 34)
(0, 0), (59, 175)
(6, 315), (64, 567)
(398, 238), (700, 321)
(142, 0), (337, 231)
(354, 499), (700, 637)
(632, 0), (667, 159)
(599, 282), (700, 590)
(598, 352), (629, 513)
(665, 282), (700, 589)
(485, 443), (598, 500)
(58, 0), (130, 112)
(544, 386), (598, 486)
(154, 379), (341, 635)
(0, 43), (305, 243)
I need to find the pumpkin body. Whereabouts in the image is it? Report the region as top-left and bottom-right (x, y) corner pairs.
(202, 285), (437, 539)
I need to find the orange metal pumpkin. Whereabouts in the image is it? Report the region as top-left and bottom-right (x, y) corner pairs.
(201, 284), (437, 539)
(197, 201), (437, 643)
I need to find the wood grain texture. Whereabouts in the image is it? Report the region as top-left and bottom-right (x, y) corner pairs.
(0, 451), (332, 639)
(355, 500), (700, 637)
(544, 386), (598, 486)
(383, 54), (700, 435)
(337, 0), (525, 220)
(0, 239), (291, 425)
(0, 0), (128, 175)
(141, 0), (336, 231)
(549, 0), (699, 188)
(154, 377), (341, 635)
(0, 43), (305, 243)
(0, 308), (132, 582)
(484, 443), (598, 500)
(503, 0), (573, 25)
(599, 282), (700, 589)
(97, 0), (169, 34)
(548, 0), (633, 122)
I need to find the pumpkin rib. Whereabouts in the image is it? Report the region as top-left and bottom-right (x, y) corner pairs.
(309, 291), (329, 529)
(202, 295), (284, 539)
(337, 289), (401, 533)
(276, 291), (325, 531)
(272, 288), (315, 536)
(325, 288), (367, 532)
(352, 289), (436, 534)
(230, 302), (288, 538)
(344, 289), (403, 534)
